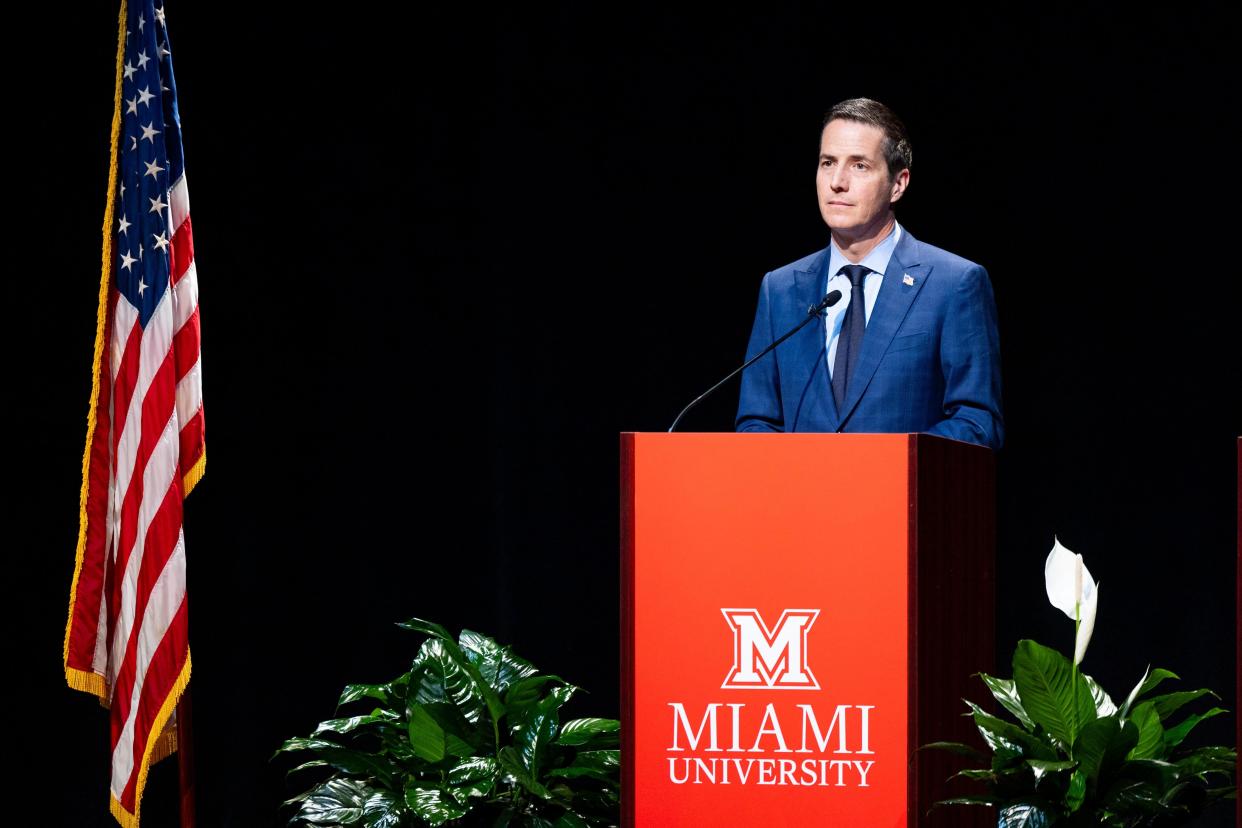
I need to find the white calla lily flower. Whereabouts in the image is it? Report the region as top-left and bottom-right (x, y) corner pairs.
(1044, 537), (1098, 665)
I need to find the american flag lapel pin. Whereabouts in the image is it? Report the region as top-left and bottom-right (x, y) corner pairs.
(902, 274), (915, 286)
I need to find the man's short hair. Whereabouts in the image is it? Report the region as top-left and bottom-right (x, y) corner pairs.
(821, 98), (913, 179)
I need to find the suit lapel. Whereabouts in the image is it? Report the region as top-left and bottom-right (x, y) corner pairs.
(836, 229), (930, 427)
(787, 251), (839, 430)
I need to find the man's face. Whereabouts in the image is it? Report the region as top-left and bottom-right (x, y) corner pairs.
(816, 119), (909, 241)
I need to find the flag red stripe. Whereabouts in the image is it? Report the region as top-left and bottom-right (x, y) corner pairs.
(178, 408), (205, 481)
(173, 304), (200, 382)
(118, 595), (189, 812)
(109, 316), (144, 460)
(170, 217), (193, 285)
(109, 477), (183, 747)
(69, 296), (120, 674)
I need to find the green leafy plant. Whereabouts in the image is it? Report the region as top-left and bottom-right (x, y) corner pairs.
(927, 541), (1235, 826)
(276, 618), (620, 827)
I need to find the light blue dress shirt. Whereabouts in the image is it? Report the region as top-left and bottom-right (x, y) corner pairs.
(825, 223), (902, 379)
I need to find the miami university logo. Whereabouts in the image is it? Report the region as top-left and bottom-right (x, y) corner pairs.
(720, 608), (820, 690)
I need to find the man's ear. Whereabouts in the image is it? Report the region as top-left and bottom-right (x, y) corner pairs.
(889, 168), (910, 204)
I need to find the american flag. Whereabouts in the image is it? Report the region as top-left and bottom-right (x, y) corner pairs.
(64, 1), (203, 825)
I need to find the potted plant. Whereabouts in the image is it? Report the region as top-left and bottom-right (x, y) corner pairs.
(927, 541), (1236, 826)
(276, 618), (620, 826)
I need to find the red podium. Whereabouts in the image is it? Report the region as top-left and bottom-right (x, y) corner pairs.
(621, 433), (995, 827)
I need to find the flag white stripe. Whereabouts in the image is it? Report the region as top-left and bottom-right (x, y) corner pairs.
(109, 296), (138, 385)
(172, 261), (198, 330)
(169, 174), (190, 239)
(176, 357), (203, 430)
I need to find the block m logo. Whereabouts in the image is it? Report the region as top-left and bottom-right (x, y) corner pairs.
(720, 608), (820, 690)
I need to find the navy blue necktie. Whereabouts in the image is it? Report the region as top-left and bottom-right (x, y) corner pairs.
(831, 264), (870, 408)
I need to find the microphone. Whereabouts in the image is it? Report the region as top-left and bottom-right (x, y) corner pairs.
(668, 290), (842, 432)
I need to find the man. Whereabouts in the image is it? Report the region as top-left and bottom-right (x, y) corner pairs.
(735, 98), (1003, 449)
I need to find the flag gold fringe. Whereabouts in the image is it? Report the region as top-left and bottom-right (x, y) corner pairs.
(109, 651), (192, 828)
(63, 0), (127, 692)
(183, 450), (206, 497)
(66, 666), (108, 699)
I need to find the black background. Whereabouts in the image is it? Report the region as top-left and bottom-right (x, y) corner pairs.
(17, 4), (1239, 826)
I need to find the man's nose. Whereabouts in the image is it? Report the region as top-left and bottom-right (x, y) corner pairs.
(829, 166), (848, 191)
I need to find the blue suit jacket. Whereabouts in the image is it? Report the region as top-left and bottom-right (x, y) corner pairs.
(735, 228), (1003, 449)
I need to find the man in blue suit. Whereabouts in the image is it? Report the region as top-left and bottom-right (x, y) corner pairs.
(736, 98), (1003, 449)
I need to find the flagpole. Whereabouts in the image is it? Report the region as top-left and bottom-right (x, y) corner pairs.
(177, 687), (196, 828)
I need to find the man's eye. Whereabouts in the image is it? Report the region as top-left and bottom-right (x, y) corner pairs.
(854, 162), (868, 170)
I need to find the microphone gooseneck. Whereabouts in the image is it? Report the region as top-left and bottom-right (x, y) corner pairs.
(668, 290), (843, 432)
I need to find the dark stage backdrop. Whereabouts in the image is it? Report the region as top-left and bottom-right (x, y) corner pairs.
(17, 5), (1238, 826)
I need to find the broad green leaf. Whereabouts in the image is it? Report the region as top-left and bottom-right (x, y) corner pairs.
(1025, 758), (1076, 781)
(978, 673), (1036, 730)
(990, 744), (1025, 772)
(430, 637), (505, 735)
(965, 700), (1058, 760)
(1073, 716), (1134, 783)
(339, 682), (395, 706)
(378, 726), (419, 762)
(418, 700), (488, 757)
(522, 817), (556, 828)
(920, 741), (987, 761)
(312, 711), (398, 738)
(1126, 702), (1164, 760)
(458, 628), (540, 694)
(557, 718), (621, 747)
(408, 702), (447, 763)
(398, 617), (455, 641)
(286, 758), (329, 777)
(1065, 768), (1087, 812)
(1173, 745), (1238, 775)
(498, 745), (553, 799)
(516, 685), (575, 780)
(1011, 640), (1096, 746)
(361, 790), (406, 828)
(413, 639), (486, 723)
(1120, 667), (1179, 718)
(1144, 689), (1216, 721)
(404, 786), (469, 827)
(950, 768), (997, 781)
(547, 782), (574, 802)
(274, 738), (396, 787)
(506, 675), (562, 713)
(1083, 674), (1118, 717)
(1134, 668), (1179, 699)
(447, 756), (498, 803)
(546, 749), (621, 784)
(1162, 707), (1226, 750)
(1097, 776), (1158, 812)
(294, 777), (369, 825)
(552, 813), (591, 828)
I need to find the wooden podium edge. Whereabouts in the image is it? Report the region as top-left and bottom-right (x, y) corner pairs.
(620, 434), (635, 828)
(908, 434), (996, 828)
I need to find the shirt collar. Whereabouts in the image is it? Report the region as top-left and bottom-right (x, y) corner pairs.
(827, 221), (902, 280)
